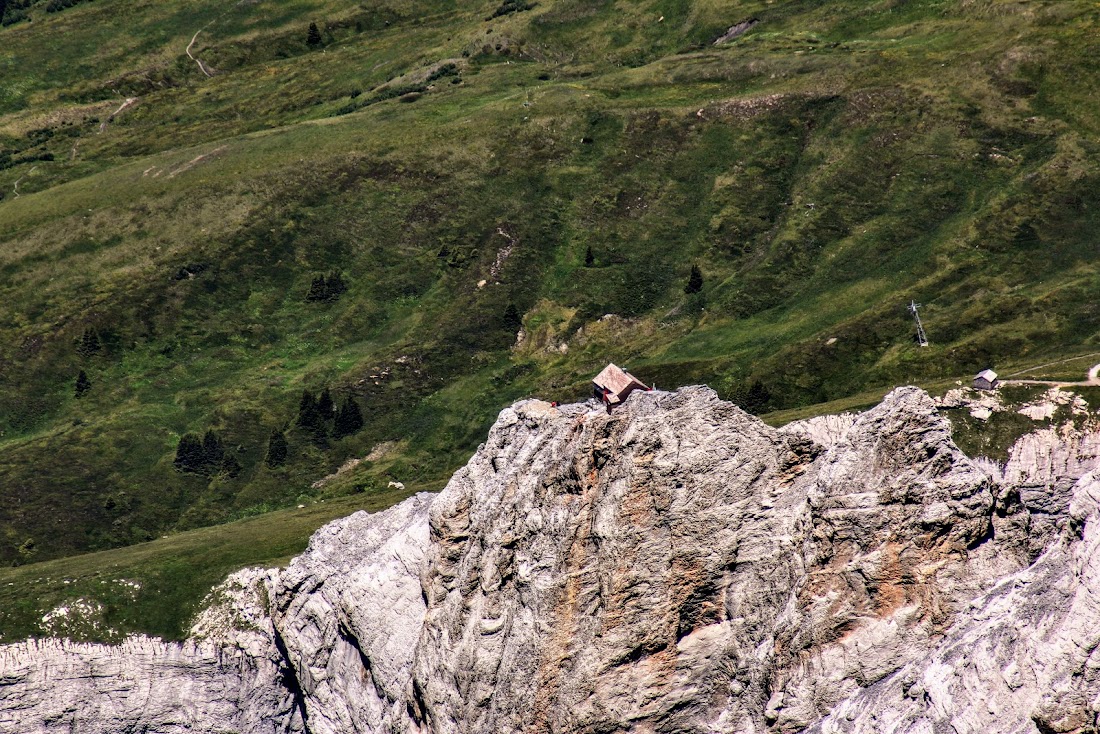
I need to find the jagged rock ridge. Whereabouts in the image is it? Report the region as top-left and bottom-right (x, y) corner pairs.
(2, 386), (1100, 733)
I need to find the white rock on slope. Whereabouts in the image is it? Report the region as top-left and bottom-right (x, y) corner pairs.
(3, 386), (1100, 733)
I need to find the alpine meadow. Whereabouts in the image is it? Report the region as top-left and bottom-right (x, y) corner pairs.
(0, 0), (1098, 639)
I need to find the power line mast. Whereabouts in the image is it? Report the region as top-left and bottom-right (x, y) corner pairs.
(908, 300), (929, 347)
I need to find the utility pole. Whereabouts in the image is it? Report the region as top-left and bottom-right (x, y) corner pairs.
(908, 300), (929, 347)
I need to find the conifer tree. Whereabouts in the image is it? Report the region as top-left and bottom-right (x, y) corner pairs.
(584, 245), (595, 267)
(503, 303), (522, 332)
(77, 328), (101, 358)
(297, 389), (328, 443)
(307, 21), (323, 47)
(684, 264), (703, 294)
(742, 380), (771, 414)
(306, 275), (327, 302)
(317, 388), (335, 419)
(201, 430), (224, 469)
(297, 390), (319, 428)
(75, 370), (91, 398)
(324, 271), (347, 300)
(174, 434), (205, 473)
(333, 398), (364, 438)
(265, 429), (288, 468)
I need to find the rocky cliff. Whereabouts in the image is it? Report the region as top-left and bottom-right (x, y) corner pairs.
(3, 386), (1100, 733)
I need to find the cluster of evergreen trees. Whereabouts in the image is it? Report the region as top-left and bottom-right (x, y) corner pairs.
(297, 388), (363, 442)
(171, 389), (364, 480)
(306, 271), (347, 302)
(174, 430), (241, 477)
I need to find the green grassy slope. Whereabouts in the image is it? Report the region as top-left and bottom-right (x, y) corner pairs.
(1, 0), (1099, 633)
(0, 484), (422, 642)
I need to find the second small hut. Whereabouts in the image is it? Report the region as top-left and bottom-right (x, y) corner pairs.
(592, 363), (650, 409)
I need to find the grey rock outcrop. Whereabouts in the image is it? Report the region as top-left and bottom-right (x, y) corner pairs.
(273, 492), (432, 734)
(3, 386), (1100, 733)
(811, 472), (1100, 734)
(0, 634), (299, 733)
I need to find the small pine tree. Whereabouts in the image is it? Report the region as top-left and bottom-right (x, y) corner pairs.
(503, 303), (523, 332)
(317, 388), (335, 419)
(297, 389), (328, 443)
(324, 271), (347, 300)
(742, 380), (771, 414)
(265, 430), (288, 468)
(333, 398), (364, 438)
(201, 430), (224, 470)
(306, 275), (328, 302)
(684, 264), (703, 295)
(584, 245), (595, 267)
(77, 328), (101, 358)
(75, 370), (91, 398)
(307, 21), (323, 47)
(174, 433), (206, 474)
(297, 390), (319, 428)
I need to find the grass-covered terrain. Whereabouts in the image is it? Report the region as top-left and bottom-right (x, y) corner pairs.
(0, 483), (422, 642)
(2, 0), (1100, 638)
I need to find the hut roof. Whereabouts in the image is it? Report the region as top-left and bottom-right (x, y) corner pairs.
(976, 369), (998, 382)
(593, 363), (647, 396)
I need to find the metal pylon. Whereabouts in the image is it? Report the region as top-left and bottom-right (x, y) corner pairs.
(908, 300), (929, 347)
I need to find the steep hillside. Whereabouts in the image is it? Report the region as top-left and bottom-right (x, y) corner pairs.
(1, 0), (1099, 570)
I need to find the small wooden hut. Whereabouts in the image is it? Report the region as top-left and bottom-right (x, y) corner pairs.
(592, 363), (649, 407)
(973, 369), (1000, 391)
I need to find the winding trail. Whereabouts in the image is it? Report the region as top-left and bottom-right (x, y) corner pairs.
(1002, 361), (1100, 388)
(11, 166), (38, 198)
(186, 24), (217, 77)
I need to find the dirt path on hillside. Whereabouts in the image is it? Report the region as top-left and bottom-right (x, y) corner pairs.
(186, 24), (217, 77)
(11, 166), (38, 198)
(1001, 360), (1100, 388)
(98, 97), (139, 133)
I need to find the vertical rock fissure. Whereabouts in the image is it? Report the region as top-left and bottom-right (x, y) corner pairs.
(271, 624), (311, 734)
(338, 622), (388, 705)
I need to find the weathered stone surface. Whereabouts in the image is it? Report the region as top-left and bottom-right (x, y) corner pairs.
(1004, 422), (1100, 558)
(3, 386), (1100, 734)
(0, 634), (300, 734)
(810, 472), (1100, 734)
(414, 388), (819, 734)
(273, 492), (432, 734)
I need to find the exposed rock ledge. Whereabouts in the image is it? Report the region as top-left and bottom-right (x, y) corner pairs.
(3, 386), (1100, 733)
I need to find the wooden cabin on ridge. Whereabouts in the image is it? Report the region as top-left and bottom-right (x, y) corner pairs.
(592, 363), (650, 408)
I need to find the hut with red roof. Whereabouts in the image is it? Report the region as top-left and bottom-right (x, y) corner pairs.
(592, 363), (650, 409)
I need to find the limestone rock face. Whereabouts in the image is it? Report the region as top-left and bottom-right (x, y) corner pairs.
(810, 472), (1100, 734)
(0, 634), (301, 734)
(414, 387), (820, 734)
(273, 493), (432, 734)
(3, 386), (1100, 734)
(1003, 423), (1100, 557)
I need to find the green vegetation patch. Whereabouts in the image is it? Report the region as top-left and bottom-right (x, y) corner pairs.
(0, 486), (421, 642)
